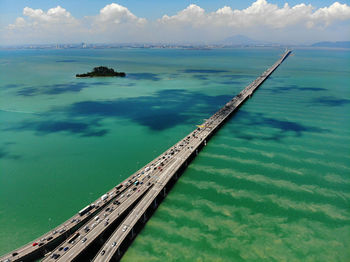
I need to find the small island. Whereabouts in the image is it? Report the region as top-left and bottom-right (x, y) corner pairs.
(76, 66), (126, 77)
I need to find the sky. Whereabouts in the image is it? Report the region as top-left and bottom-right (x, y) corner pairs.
(0, 0), (349, 45)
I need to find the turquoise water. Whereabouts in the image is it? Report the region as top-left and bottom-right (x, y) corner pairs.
(0, 48), (349, 261)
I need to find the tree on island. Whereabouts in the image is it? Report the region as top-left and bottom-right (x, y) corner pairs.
(76, 66), (126, 77)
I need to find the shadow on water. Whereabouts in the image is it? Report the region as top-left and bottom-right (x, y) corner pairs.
(7, 119), (108, 137)
(127, 73), (161, 81)
(16, 82), (109, 96)
(6, 89), (233, 136)
(180, 69), (230, 74)
(1, 84), (22, 89)
(311, 96), (350, 107)
(66, 89), (232, 131)
(230, 111), (328, 141)
(0, 146), (21, 160)
(55, 60), (78, 63)
(264, 84), (327, 93)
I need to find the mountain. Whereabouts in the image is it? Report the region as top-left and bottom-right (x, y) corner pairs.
(311, 41), (350, 48)
(219, 35), (265, 46)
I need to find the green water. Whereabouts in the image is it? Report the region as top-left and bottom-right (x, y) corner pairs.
(0, 48), (349, 261)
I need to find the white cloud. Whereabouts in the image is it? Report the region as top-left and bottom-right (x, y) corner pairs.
(159, 4), (206, 27)
(310, 2), (350, 27)
(95, 3), (146, 25)
(158, 0), (350, 29)
(2, 1), (350, 44)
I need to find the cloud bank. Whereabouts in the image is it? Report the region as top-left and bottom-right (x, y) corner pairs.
(2, 0), (350, 44)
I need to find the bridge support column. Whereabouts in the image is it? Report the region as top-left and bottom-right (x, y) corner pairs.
(131, 227), (134, 239)
(143, 213), (147, 223)
(153, 199), (157, 209)
(163, 188), (166, 197)
(204, 140), (207, 146)
(195, 149), (198, 155)
(117, 247), (121, 257)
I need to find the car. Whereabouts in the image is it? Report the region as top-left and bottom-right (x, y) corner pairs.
(32, 242), (38, 246)
(82, 237), (87, 243)
(12, 252), (18, 257)
(112, 242), (117, 247)
(47, 236), (53, 241)
(39, 243), (44, 247)
(58, 247), (63, 251)
(122, 226), (127, 232)
(51, 253), (60, 259)
(101, 250), (105, 256)
(104, 221), (109, 226)
(63, 247), (69, 251)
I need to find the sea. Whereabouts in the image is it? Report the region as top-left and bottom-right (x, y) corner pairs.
(0, 47), (349, 261)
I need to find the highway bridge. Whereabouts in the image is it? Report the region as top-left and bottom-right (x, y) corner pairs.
(0, 50), (291, 262)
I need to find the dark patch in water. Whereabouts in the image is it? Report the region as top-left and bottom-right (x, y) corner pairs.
(266, 85), (327, 93)
(17, 87), (38, 96)
(1, 84), (21, 89)
(64, 89), (232, 131)
(231, 111), (327, 141)
(127, 73), (161, 81)
(218, 80), (242, 85)
(192, 75), (209, 81)
(8, 120), (108, 137)
(17, 82), (109, 96)
(56, 60), (78, 63)
(9, 89), (233, 135)
(0, 147), (21, 160)
(312, 96), (350, 107)
(180, 69), (229, 74)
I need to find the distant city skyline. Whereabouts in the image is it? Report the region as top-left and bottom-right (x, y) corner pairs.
(1, 0), (349, 45)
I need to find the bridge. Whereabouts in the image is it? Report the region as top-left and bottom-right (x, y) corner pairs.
(0, 50), (291, 262)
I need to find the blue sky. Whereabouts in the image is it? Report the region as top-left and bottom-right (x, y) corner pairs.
(1, 0), (349, 44)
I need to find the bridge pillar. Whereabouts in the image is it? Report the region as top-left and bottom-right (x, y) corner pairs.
(163, 188), (166, 197)
(117, 247), (121, 257)
(204, 140), (207, 146)
(195, 149), (198, 155)
(130, 227), (134, 239)
(153, 199), (157, 209)
(143, 213), (147, 223)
